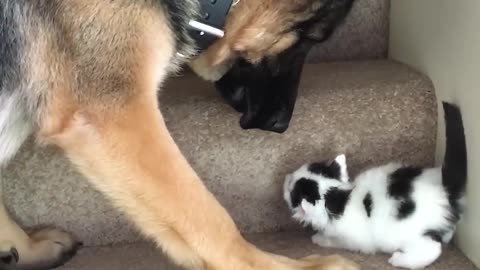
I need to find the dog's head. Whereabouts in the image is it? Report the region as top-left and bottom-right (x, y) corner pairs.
(214, 41), (314, 132)
(190, 0), (355, 133)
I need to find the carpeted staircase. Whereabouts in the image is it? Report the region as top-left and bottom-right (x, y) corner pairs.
(2, 0), (478, 269)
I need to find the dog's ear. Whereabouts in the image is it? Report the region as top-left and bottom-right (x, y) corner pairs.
(208, 0), (301, 66)
(233, 31), (299, 64)
(210, 41), (236, 67)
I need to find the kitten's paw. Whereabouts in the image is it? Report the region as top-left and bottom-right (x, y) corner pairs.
(311, 234), (337, 248)
(389, 239), (441, 269)
(388, 251), (404, 267)
(389, 251), (418, 269)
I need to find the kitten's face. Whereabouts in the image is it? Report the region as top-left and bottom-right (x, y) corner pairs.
(283, 154), (349, 228)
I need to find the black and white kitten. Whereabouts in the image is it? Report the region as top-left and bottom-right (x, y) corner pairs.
(283, 102), (467, 269)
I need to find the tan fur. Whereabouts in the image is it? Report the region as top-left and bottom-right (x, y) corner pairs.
(190, 0), (320, 79)
(1, 1), (360, 269)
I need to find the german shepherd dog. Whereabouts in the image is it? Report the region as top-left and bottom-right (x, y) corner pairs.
(0, 1), (359, 270)
(200, 1), (355, 133)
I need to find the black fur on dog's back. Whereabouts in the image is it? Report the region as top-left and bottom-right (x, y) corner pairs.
(215, 0), (355, 133)
(0, 0), (23, 93)
(157, 0), (199, 61)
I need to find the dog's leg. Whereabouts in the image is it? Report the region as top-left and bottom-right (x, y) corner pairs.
(155, 227), (205, 269)
(39, 86), (359, 270)
(0, 96), (81, 270)
(41, 96), (258, 269)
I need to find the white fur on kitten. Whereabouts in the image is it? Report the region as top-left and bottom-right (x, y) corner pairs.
(285, 157), (451, 269)
(284, 103), (466, 269)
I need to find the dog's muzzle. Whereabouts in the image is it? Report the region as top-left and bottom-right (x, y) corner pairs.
(214, 41), (314, 133)
(215, 60), (296, 133)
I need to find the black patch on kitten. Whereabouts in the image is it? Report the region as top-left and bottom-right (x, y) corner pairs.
(397, 199), (416, 220)
(324, 188), (351, 218)
(363, 193), (373, 217)
(388, 167), (422, 220)
(388, 167), (423, 199)
(290, 178), (321, 208)
(424, 229), (448, 243)
(308, 161), (341, 180)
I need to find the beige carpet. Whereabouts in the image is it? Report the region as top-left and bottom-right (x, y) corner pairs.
(4, 61), (437, 246)
(58, 232), (478, 270)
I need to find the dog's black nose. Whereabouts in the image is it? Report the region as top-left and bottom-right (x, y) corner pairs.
(214, 38), (316, 134)
(215, 61), (296, 133)
(262, 110), (291, 133)
(239, 107), (291, 133)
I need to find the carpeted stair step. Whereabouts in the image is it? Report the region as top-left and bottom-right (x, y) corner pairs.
(57, 231), (477, 270)
(3, 60), (437, 246)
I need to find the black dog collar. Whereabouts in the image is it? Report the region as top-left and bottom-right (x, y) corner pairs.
(188, 0), (235, 52)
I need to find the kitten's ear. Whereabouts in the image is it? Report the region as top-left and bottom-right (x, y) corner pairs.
(334, 154), (349, 183)
(283, 174), (294, 205)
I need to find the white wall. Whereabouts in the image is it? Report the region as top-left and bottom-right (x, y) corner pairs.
(389, 0), (480, 266)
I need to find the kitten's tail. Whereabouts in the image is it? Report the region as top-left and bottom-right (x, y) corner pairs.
(441, 102), (467, 219)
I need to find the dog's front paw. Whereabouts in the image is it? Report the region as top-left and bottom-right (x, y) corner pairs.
(25, 227), (83, 269)
(0, 245), (19, 270)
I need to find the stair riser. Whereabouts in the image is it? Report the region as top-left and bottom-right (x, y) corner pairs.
(307, 0), (390, 62)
